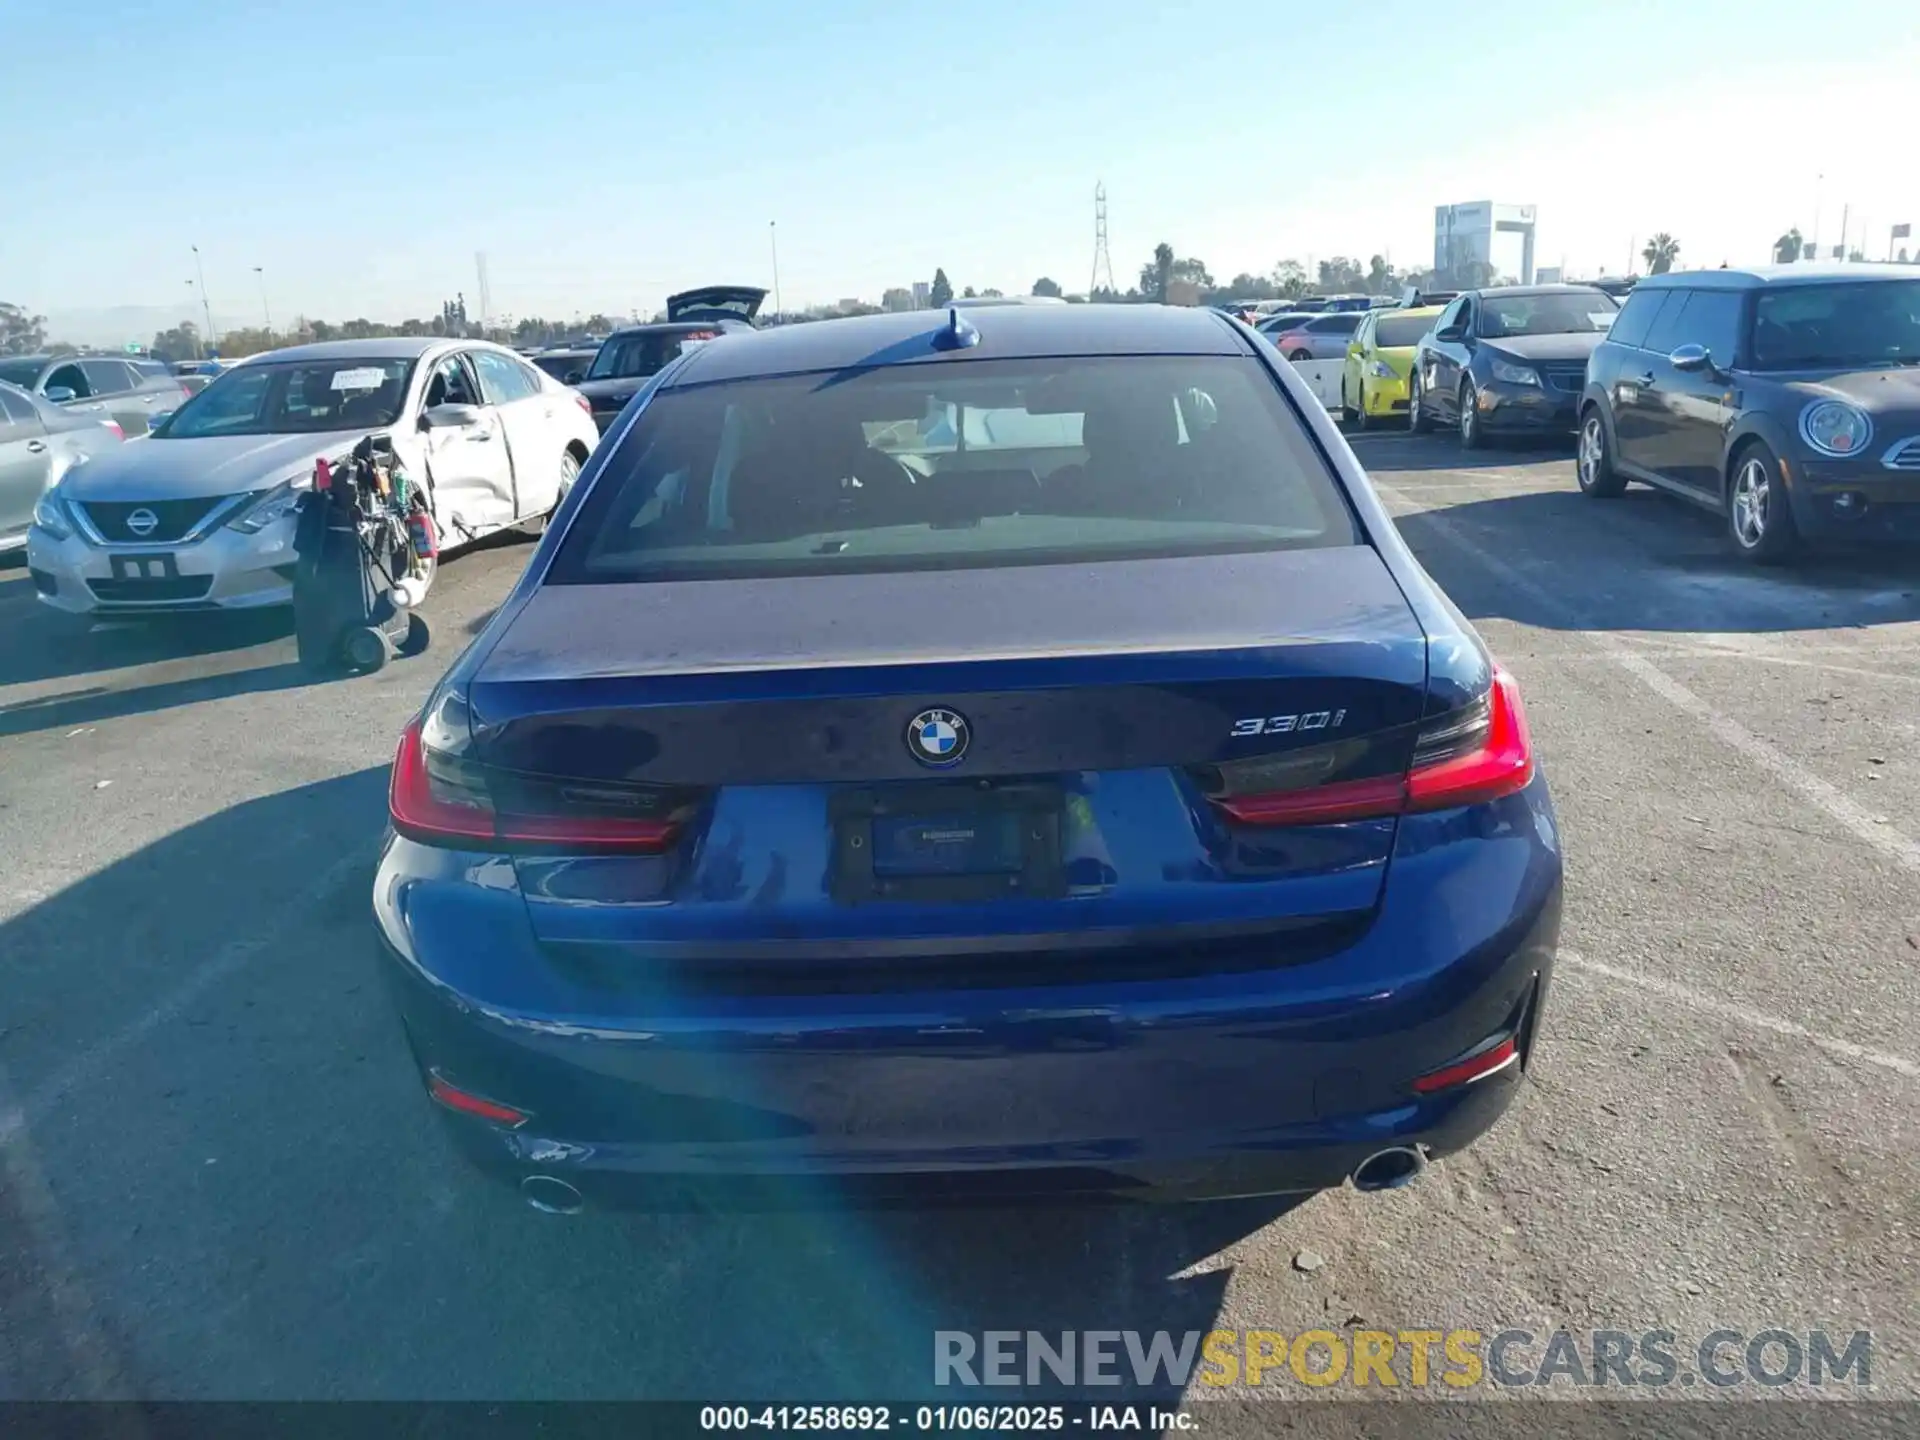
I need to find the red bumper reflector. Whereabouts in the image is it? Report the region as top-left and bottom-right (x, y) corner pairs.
(1412, 1035), (1519, 1095)
(427, 1071), (531, 1128)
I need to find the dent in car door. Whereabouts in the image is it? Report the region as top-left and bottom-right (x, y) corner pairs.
(420, 352), (517, 533)
(469, 350), (557, 519)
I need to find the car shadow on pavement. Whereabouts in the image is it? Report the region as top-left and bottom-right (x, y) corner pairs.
(0, 659), (318, 739)
(1391, 488), (1920, 634)
(0, 766), (1299, 1403)
(0, 605), (296, 691)
(1342, 431), (1575, 473)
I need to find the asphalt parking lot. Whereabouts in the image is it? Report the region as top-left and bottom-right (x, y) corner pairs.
(2, 431), (1917, 1418)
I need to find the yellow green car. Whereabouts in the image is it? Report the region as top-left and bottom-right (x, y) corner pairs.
(1340, 306), (1444, 429)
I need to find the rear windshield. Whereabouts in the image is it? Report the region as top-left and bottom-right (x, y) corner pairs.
(587, 331), (718, 381)
(158, 358), (414, 437)
(1374, 314), (1436, 347)
(548, 355), (1358, 583)
(1750, 280), (1920, 370)
(1476, 291), (1618, 337)
(0, 359), (42, 387)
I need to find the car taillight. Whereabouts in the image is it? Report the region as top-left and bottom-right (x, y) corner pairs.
(104, 420), (124, 440)
(178, 385), (192, 401)
(388, 717), (688, 853)
(573, 392), (592, 414)
(1210, 666), (1534, 827)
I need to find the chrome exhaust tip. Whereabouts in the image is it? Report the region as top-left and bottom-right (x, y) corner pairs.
(520, 1174), (585, 1215)
(1351, 1145), (1427, 1193)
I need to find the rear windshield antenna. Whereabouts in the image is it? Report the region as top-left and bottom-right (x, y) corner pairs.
(932, 307), (980, 351)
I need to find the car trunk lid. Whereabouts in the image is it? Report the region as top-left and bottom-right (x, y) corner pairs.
(452, 547), (1435, 985)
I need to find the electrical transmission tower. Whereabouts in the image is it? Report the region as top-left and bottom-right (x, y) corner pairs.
(475, 252), (493, 333)
(1090, 183), (1115, 297)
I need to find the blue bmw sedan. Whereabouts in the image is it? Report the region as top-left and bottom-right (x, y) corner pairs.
(373, 303), (1561, 1212)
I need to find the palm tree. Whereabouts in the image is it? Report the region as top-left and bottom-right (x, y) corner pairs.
(1772, 228), (1803, 265)
(1642, 233), (1681, 275)
(1152, 243), (1174, 303)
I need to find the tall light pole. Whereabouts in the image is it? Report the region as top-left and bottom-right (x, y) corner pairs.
(253, 266), (272, 335)
(191, 245), (219, 347)
(1810, 173), (1824, 261)
(769, 221), (783, 320)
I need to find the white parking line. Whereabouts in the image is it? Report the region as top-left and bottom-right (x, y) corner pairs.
(1375, 480), (1920, 876)
(1560, 950), (1920, 1083)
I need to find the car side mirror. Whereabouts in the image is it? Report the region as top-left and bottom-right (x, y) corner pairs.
(421, 402), (483, 429)
(1669, 343), (1713, 374)
(565, 370), (584, 385)
(44, 386), (76, 404)
(1434, 325), (1465, 344)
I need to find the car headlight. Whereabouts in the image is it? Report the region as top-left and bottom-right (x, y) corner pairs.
(227, 480), (303, 534)
(1491, 359), (1540, 387)
(1367, 360), (1397, 379)
(1798, 400), (1873, 458)
(32, 492), (73, 540)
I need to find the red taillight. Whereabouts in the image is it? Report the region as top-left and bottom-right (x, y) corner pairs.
(104, 420), (124, 440)
(573, 392), (592, 414)
(388, 718), (683, 853)
(178, 385), (192, 402)
(1412, 1034), (1519, 1094)
(1405, 666), (1534, 812)
(1214, 773), (1407, 827)
(427, 1070), (531, 1128)
(1211, 666), (1534, 827)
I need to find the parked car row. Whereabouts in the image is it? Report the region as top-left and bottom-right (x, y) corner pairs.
(18, 285), (769, 622)
(1333, 263), (1920, 566)
(0, 352), (192, 437)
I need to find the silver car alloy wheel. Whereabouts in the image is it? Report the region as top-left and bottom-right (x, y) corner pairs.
(1460, 384), (1478, 443)
(1577, 416), (1604, 487)
(1731, 458), (1770, 547)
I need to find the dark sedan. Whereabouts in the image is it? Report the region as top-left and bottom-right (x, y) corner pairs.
(373, 303), (1561, 1213)
(1409, 285), (1620, 446)
(573, 284), (765, 432)
(530, 347), (601, 384)
(1577, 264), (1920, 562)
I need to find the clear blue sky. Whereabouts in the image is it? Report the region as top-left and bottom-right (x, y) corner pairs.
(5, 0), (1915, 335)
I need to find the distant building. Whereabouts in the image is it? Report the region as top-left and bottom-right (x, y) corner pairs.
(1534, 266), (1563, 284)
(1434, 201), (1537, 284)
(911, 281), (931, 309)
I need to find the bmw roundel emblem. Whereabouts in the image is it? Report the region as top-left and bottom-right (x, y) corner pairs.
(906, 707), (970, 768)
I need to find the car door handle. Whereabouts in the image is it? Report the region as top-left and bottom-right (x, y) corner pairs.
(26, 440), (47, 453)
(1637, 371), (1657, 387)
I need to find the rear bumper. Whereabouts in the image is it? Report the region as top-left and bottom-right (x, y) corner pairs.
(373, 779), (1563, 1206)
(1361, 376), (1410, 416)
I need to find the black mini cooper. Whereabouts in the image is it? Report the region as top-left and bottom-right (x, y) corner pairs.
(1577, 265), (1920, 563)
